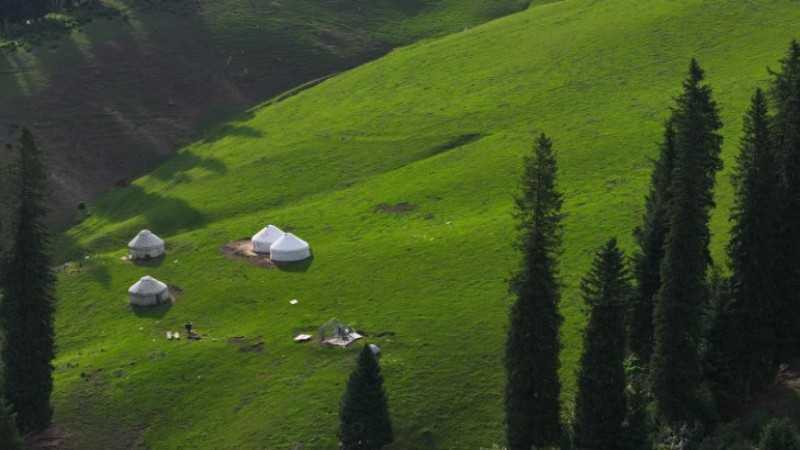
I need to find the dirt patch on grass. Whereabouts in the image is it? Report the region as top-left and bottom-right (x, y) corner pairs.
(374, 202), (417, 213)
(239, 341), (265, 353)
(731, 361), (800, 428)
(27, 424), (72, 450)
(227, 337), (265, 353)
(220, 240), (275, 268)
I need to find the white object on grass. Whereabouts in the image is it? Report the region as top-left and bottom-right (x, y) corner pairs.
(270, 233), (311, 262)
(128, 229), (165, 260)
(251, 225), (284, 254)
(128, 276), (170, 306)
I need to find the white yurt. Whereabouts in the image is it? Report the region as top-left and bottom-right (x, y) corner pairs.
(251, 225), (284, 254)
(270, 233), (311, 262)
(128, 229), (165, 260)
(128, 276), (170, 306)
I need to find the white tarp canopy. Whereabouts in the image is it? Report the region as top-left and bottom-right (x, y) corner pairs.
(270, 233), (311, 262)
(128, 275), (170, 306)
(128, 229), (165, 260)
(251, 225), (284, 254)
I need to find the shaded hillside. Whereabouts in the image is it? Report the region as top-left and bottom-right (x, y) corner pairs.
(54, 0), (800, 448)
(0, 0), (530, 225)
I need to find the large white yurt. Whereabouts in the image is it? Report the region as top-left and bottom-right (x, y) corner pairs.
(270, 233), (311, 262)
(251, 225), (284, 254)
(128, 229), (165, 260)
(128, 275), (170, 306)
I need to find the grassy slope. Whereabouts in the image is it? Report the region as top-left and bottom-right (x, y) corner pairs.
(0, 0), (530, 225)
(55, 0), (800, 448)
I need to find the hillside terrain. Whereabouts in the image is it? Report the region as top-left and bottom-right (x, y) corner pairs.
(54, 0), (800, 448)
(0, 0), (530, 225)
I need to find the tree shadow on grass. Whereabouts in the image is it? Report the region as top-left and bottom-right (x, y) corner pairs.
(131, 302), (173, 319)
(201, 112), (262, 145)
(86, 263), (112, 288)
(149, 150), (228, 182)
(93, 184), (207, 238)
(276, 255), (315, 273)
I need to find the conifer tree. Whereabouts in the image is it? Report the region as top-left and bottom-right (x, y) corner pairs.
(758, 418), (800, 450)
(722, 89), (782, 397)
(0, 397), (25, 450)
(573, 238), (629, 450)
(770, 40), (800, 361)
(0, 127), (56, 432)
(630, 123), (676, 363)
(624, 372), (653, 450)
(505, 133), (563, 449)
(703, 269), (742, 408)
(337, 345), (393, 450)
(651, 60), (723, 425)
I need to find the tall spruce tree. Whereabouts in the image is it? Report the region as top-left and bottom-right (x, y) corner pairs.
(337, 345), (393, 450)
(723, 89), (782, 397)
(0, 397), (25, 450)
(630, 122), (677, 363)
(703, 268), (742, 408)
(0, 127), (56, 432)
(651, 60), (723, 425)
(624, 365), (653, 450)
(573, 238), (629, 450)
(505, 132), (563, 450)
(770, 40), (800, 362)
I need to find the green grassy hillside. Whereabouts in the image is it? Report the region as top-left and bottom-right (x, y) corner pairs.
(0, 0), (530, 225)
(55, 0), (800, 448)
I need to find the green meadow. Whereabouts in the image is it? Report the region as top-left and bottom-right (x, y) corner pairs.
(54, 0), (800, 448)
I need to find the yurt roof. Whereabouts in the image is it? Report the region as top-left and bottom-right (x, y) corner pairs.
(128, 229), (164, 249)
(128, 276), (168, 296)
(252, 225), (284, 242)
(271, 233), (309, 251)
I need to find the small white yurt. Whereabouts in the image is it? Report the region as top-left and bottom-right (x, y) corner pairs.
(270, 233), (311, 262)
(251, 225), (284, 254)
(128, 275), (170, 306)
(128, 229), (165, 260)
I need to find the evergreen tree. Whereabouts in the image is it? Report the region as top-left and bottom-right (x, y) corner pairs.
(770, 40), (800, 362)
(758, 418), (800, 450)
(573, 238), (629, 450)
(625, 382), (652, 450)
(630, 122), (677, 363)
(0, 398), (25, 450)
(0, 127), (56, 432)
(651, 59), (723, 425)
(505, 133), (563, 449)
(719, 89), (782, 398)
(702, 269), (742, 408)
(337, 345), (393, 450)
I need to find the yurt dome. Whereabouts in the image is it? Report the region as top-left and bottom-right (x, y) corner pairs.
(128, 229), (165, 260)
(270, 233), (311, 262)
(251, 225), (284, 254)
(128, 275), (170, 306)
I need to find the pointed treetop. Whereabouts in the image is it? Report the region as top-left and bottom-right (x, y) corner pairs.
(790, 39), (800, 59)
(535, 131), (551, 148)
(686, 58), (705, 88)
